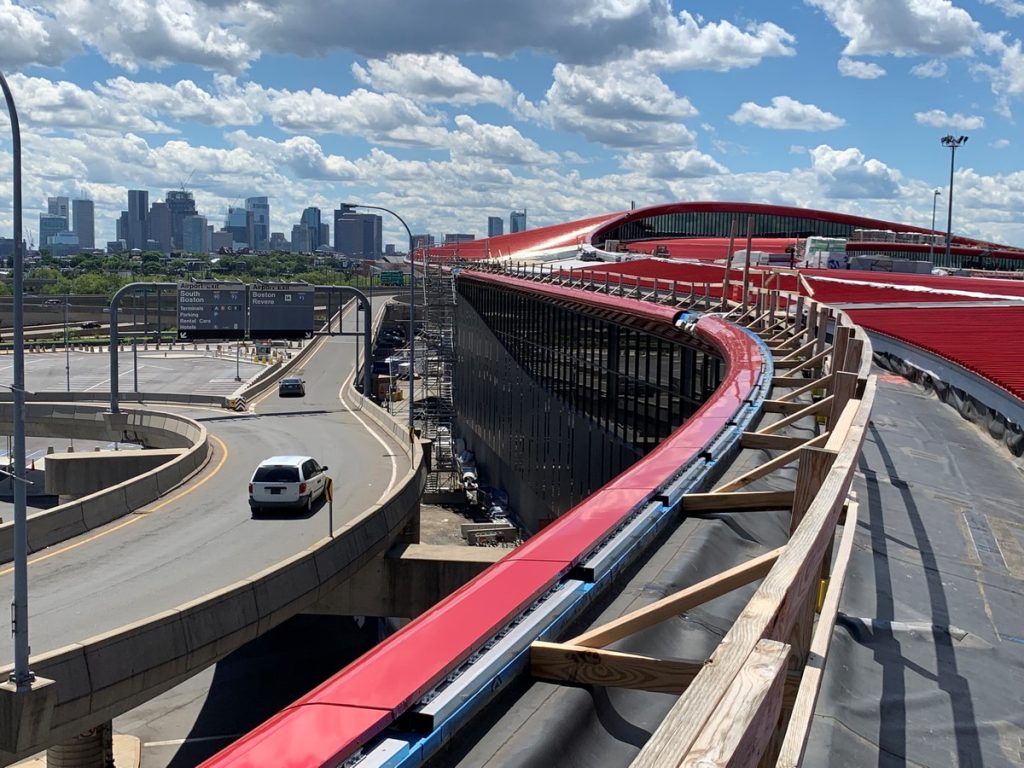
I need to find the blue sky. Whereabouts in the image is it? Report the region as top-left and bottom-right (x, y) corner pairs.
(0, 0), (1022, 250)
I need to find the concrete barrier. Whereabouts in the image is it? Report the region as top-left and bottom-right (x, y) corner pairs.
(0, 403), (209, 564)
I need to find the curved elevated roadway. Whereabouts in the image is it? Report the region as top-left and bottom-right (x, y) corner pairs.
(0, 299), (414, 759)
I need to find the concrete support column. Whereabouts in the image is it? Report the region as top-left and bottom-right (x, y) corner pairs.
(46, 721), (112, 767)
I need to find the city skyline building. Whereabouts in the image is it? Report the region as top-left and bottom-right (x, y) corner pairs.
(127, 189), (149, 251)
(444, 233), (475, 244)
(39, 213), (67, 250)
(290, 223), (311, 253)
(166, 190), (198, 251)
(72, 198), (95, 250)
(225, 206), (255, 249)
(48, 196), (70, 219)
(510, 209), (527, 233)
(245, 196), (270, 250)
(148, 201), (172, 254)
(488, 216), (503, 237)
(183, 214), (211, 254)
(333, 209), (382, 259)
(300, 207), (323, 251)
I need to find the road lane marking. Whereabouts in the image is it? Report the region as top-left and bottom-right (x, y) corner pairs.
(0, 433), (229, 576)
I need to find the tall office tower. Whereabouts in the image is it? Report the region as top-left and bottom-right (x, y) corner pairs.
(38, 213), (67, 249)
(319, 222), (329, 250)
(290, 224), (311, 253)
(127, 189), (149, 250)
(333, 209), (382, 259)
(182, 215), (211, 254)
(510, 209), (527, 233)
(225, 207), (254, 249)
(300, 207), (322, 250)
(116, 211), (128, 243)
(71, 199), (95, 249)
(245, 196), (271, 250)
(269, 232), (289, 251)
(48, 196), (70, 218)
(488, 216), (503, 237)
(165, 190), (198, 251)
(148, 202), (172, 254)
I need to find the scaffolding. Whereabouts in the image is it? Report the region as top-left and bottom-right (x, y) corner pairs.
(417, 259), (460, 493)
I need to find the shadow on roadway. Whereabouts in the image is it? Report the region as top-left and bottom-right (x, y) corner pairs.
(250, 495), (325, 521)
(165, 614), (380, 767)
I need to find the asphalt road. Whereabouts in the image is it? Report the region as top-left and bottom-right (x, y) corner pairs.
(0, 298), (403, 664)
(0, 347), (265, 397)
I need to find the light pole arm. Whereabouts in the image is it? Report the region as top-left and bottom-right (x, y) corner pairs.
(344, 204), (417, 428)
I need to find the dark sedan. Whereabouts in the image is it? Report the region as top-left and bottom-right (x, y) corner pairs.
(278, 376), (306, 397)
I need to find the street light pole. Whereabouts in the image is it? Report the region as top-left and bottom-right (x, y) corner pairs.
(929, 189), (941, 263)
(64, 293), (70, 391)
(1, 68), (33, 687)
(941, 134), (968, 267)
(341, 203), (416, 428)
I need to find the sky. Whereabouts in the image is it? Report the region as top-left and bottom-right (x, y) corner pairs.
(0, 0), (1022, 251)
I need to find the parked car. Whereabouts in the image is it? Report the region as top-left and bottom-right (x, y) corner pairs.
(248, 456), (328, 514)
(79, 321), (102, 329)
(43, 298), (64, 306)
(278, 376), (306, 397)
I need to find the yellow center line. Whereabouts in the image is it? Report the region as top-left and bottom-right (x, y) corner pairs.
(0, 433), (230, 576)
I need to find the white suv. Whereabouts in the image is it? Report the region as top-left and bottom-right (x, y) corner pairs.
(249, 455), (328, 515)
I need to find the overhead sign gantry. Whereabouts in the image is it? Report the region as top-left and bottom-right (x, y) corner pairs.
(248, 284), (316, 340)
(176, 282), (246, 340)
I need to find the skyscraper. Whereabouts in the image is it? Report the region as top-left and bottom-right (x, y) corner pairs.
(48, 196), (70, 218)
(39, 213), (67, 250)
(183, 215), (211, 254)
(488, 216), (503, 237)
(72, 199), (95, 249)
(291, 224), (311, 253)
(245, 196), (270, 250)
(333, 209), (382, 259)
(319, 223), (329, 250)
(510, 209), (527, 233)
(225, 207), (254, 249)
(300, 207), (322, 251)
(166, 190), (198, 251)
(148, 202), (172, 254)
(127, 190), (149, 250)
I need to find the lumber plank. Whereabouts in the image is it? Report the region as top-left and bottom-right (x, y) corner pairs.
(679, 639), (790, 768)
(741, 432), (810, 451)
(762, 400), (816, 415)
(570, 548), (784, 649)
(684, 490), (795, 512)
(755, 396), (833, 436)
(530, 642), (704, 695)
(775, 373), (832, 403)
(776, 502), (860, 768)
(715, 433), (831, 493)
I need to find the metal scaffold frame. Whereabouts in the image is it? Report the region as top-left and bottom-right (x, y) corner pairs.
(419, 258), (459, 493)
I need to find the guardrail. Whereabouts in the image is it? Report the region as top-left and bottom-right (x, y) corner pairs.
(203, 265), (876, 768)
(0, 342), (427, 764)
(0, 403), (210, 564)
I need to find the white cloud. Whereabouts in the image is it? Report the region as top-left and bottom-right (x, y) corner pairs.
(352, 54), (517, 107)
(914, 109), (985, 130)
(0, 0), (76, 68)
(911, 59), (948, 78)
(38, 0), (256, 73)
(979, 0), (1024, 17)
(805, 0), (981, 57)
(619, 150), (728, 179)
(529, 62), (698, 148)
(730, 96), (846, 131)
(642, 10), (796, 71)
(992, 138), (1011, 148)
(264, 87), (449, 147)
(448, 116), (559, 165)
(837, 56), (885, 79)
(809, 144), (901, 199)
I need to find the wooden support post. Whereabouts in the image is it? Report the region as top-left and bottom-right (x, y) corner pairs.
(827, 372), (859, 431)
(769, 290), (779, 323)
(741, 216), (753, 311)
(813, 307), (830, 377)
(722, 219), (737, 310)
(831, 326), (852, 376)
(844, 337), (865, 376)
(570, 548), (784, 648)
(794, 295), (806, 337)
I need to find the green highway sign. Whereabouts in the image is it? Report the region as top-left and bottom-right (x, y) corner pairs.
(380, 271), (405, 286)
